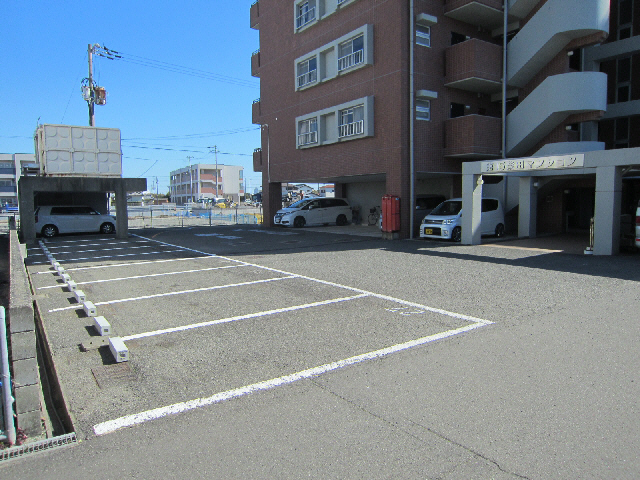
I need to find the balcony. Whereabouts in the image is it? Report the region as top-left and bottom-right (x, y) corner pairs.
(253, 148), (263, 173)
(444, 115), (502, 159)
(296, 7), (316, 29)
(444, 0), (505, 30)
(339, 120), (364, 138)
(506, 72), (607, 157)
(252, 99), (261, 125)
(250, 1), (259, 30)
(251, 50), (260, 78)
(445, 39), (502, 94)
(507, 0), (609, 87)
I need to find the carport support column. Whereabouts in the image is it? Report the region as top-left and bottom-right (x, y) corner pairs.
(114, 182), (128, 239)
(17, 179), (36, 243)
(461, 173), (482, 245)
(518, 177), (537, 238)
(594, 166), (622, 256)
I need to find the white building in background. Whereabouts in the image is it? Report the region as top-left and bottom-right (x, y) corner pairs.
(169, 163), (244, 205)
(0, 154), (38, 206)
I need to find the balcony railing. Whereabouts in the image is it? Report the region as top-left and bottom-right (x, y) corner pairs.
(298, 131), (318, 146)
(250, 0), (260, 30)
(297, 69), (317, 88)
(251, 50), (260, 77)
(338, 49), (364, 72)
(339, 120), (364, 138)
(296, 7), (316, 29)
(444, 115), (502, 159)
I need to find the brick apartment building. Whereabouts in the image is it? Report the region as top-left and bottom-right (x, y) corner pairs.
(250, 0), (640, 245)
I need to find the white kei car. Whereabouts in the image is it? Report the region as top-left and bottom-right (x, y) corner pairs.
(420, 198), (505, 242)
(35, 205), (116, 238)
(274, 198), (351, 228)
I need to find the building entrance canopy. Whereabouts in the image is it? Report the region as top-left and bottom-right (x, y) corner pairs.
(462, 148), (640, 255)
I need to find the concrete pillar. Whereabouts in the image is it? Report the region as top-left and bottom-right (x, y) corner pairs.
(518, 176), (537, 238)
(263, 181), (282, 227)
(461, 173), (483, 245)
(17, 179), (36, 244)
(594, 166), (622, 255)
(114, 182), (129, 239)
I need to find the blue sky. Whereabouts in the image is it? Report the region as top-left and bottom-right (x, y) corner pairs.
(0, 0), (261, 194)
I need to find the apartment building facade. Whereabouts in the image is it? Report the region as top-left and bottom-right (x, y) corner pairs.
(169, 163), (244, 205)
(0, 154), (38, 207)
(251, 0), (640, 246)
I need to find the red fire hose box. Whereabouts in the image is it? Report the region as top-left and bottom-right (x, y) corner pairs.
(382, 195), (400, 232)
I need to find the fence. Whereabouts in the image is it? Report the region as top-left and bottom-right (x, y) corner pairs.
(126, 206), (264, 230)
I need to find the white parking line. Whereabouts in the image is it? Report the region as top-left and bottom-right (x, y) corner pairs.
(34, 245), (156, 256)
(47, 276), (297, 312)
(33, 255), (218, 275)
(93, 321), (490, 436)
(130, 234), (490, 325)
(30, 249), (184, 264)
(122, 294), (369, 341)
(44, 240), (152, 249)
(36, 264), (249, 290)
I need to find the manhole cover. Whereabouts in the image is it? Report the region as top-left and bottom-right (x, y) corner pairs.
(91, 362), (136, 389)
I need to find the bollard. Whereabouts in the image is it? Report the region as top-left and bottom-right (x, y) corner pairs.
(109, 337), (129, 363)
(74, 290), (86, 302)
(93, 316), (111, 336)
(83, 301), (97, 317)
(67, 280), (77, 292)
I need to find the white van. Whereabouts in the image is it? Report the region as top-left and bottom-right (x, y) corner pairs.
(35, 205), (116, 238)
(420, 198), (505, 242)
(274, 197), (351, 227)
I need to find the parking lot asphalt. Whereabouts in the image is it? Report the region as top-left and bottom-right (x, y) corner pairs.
(8, 224), (640, 479)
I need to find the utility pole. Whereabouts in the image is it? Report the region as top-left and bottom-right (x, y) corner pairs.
(87, 44), (95, 126)
(187, 156), (193, 203)
(82, 43), (114, 126)
(208, 146), (219, 198)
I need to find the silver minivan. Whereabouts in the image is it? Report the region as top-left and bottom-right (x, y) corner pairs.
(420, 197), (505, 242)
(274, 198), (351, 227)
(35, 205), (116, 238)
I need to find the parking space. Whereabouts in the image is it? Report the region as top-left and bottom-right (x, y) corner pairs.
(27, 226), (492, 437)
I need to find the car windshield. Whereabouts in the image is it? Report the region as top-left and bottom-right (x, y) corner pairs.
(429, 200), (462, 216)
(288, 199), (313, 209)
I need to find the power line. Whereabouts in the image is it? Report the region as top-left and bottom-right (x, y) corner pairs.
(96, 45), (259, 89)
(123, 126), (259, 141)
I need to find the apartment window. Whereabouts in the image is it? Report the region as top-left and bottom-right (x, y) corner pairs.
(618, 0), (633, 39)
(297, 57), (318, 88)
(614, 117), (629, 148)
(616, 57), (631, 103)
(298, 118), (318, 146)
(339, 105), (364, 137)
(296, 1), (316, 29)
(416, 25), (431, 47)
(416, 99), (431, 121)
(338, 35), (364, 71)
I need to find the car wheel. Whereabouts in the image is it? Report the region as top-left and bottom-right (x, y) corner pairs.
(336, 214), (348, 226)
(41, 225), (58, 238)
(495, 223), (505, 238)
(451, 226), (461, 242)
(100, 222), (115, 234)
(293, 216), (305, 228)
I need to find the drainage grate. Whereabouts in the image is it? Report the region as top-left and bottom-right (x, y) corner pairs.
(0, 432), (78, 462)
(92, 362), (136, 388)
